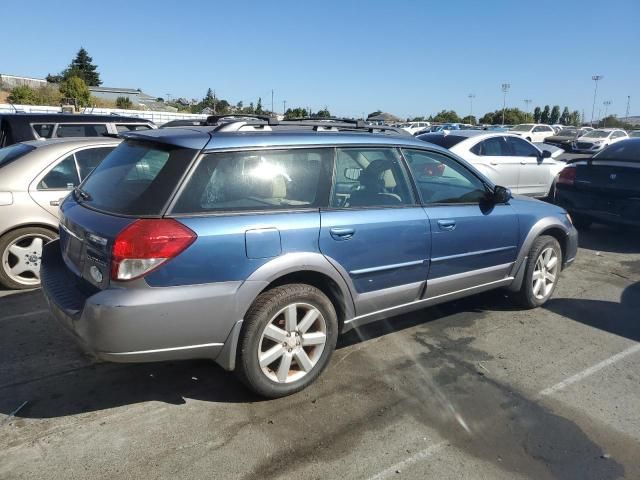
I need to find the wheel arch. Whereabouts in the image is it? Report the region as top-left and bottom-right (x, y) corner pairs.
(0, 221), (59, 240)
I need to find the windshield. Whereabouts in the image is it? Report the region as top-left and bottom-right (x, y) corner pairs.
(79, 140), (196, 216)
(593, 141), (640, 162)
(511, 125), (533, 132)
(558, 129), (577, 136)
(583, 130), (611, 139)
(0, 143), (35, 168)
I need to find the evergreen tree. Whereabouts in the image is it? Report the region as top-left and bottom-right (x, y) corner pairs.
(255, 97), (263, 114)
(550, 105), (561, 124)
(540, 105), (551, 124)
(62, 48), (102, 86)
(559, 107), (571, 125)
(533, 106), (542, 123)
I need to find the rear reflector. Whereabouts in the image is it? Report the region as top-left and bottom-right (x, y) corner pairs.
(557, 166), (576, 186)
(111, 219), (196, 281)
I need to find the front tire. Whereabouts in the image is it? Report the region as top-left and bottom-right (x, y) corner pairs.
(236, 284), (338, 398)
(516, 235), (562, 309)
(0, 227), (57, 289)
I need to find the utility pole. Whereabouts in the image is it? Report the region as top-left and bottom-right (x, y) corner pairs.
(625, 96), (631, 123)
(271, 89), (274, 115)
(524, 99), (532, 122)
(602, 100), (612, 127)
(468, 94), (475, 124)
(283, 100), (286, 116)
(213, 89), (216, 114)
(590, 75), (603, 127)
(501, 83), (511, 126)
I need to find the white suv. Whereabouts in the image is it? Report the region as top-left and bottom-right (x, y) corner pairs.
(509, 124), (555, 143)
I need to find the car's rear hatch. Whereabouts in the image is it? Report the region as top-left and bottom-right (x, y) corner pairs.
(58, 134), (205, 289)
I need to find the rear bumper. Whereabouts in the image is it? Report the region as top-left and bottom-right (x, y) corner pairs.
(41, 240), (247, 364)
(557, 189), (640, 227)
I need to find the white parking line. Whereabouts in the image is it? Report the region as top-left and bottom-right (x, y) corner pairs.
(367, 442), (448, 480)
(0, 309), (49, 323)
(538, 343), (640, 397)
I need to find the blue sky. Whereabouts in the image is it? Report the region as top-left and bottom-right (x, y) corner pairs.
(3, 0), (639, 119)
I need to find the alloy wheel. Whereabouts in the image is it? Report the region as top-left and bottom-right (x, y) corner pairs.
(532, 247), (559, 300)
(258, 302), (327, 384)
(1, 234), (48, 286)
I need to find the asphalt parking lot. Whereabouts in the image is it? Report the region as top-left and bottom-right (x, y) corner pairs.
(1, 224), (639, 480)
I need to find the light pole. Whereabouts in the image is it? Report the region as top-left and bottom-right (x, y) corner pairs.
(524, 99), (532, 122)
(501, 83), (510, 125)
(271, 89), (274, 115)
(590, 75), (603, 127)
(468, 94), (475, 124)
(602, 100), (612, 127)
(625, 96), (631, 124)
(283, 100), (287, 116)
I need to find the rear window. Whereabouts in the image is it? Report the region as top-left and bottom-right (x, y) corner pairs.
(416, 133), (467, 149)
(79, 141), (196, 215)
(33, 123), (55, 138)
(0, 143), (35, 168)
(593, 141), (640, 162)
(172, 148), (330, 213)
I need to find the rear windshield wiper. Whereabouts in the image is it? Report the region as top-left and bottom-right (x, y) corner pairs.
(74, 186), (92, 201)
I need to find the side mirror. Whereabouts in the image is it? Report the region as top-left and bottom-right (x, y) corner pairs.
(542, 150), (552, 159)
(492, 185), (512, 204)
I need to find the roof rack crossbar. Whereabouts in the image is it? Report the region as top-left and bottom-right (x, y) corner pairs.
(206, 114), (279, 126)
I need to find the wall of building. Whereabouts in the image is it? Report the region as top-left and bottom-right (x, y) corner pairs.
(0, 74), (48, 90)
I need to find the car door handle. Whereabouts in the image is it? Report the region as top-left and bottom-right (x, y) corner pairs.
(330, 227), (355, 240)
(50, 200), (60, 206)
(437, 219), (456, 231)
(489, 161), (499, 165)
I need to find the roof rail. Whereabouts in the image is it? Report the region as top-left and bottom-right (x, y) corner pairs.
(206, 114), (279, 126)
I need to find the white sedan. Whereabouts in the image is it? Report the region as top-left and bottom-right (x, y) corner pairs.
(572, 129), (629, 153)
(509, 124), (556, 142)
(398, 122), (431, 135)
(416, 130), (565, 198)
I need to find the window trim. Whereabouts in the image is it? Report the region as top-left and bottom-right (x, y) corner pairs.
(325, 146), (418, 211)
(35, 153), (81, 191)
(400, 147), (493, 207)
(165, 146), (334, 216)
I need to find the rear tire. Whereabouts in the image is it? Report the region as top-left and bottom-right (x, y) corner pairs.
(236, 284), (338, 398)
(0, 227), (57, 290)
(516, 235), (562, 309)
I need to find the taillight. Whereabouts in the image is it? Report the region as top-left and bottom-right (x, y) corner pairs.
(111, 219), (196, 281)
(557, 166), (576, 186)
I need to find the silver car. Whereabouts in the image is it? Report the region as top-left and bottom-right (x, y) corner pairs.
(0, 137), (120, 289)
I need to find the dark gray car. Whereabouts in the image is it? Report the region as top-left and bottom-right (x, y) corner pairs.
(544, 128), (590, 151)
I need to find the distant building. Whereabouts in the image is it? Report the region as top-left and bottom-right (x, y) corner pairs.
(88, 86), (178, 112)
(0, 73), (47, 89)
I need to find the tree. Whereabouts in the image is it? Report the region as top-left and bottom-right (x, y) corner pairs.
(569, 110), (581, 126)
(461, 115), (476, 124)
(284, 107), (308, 119)
(255, 97), (263, 114)
(62, 48), (102, 86)
(215, 99), (230, 115)
(540, 105), (551, 124)
(431, 110), (461, 123)
(60, 76), (91, 107)
(46, 73), (63, 84)
(478, 108), (528, 125)
(203, 88), (215, 108)
(314, 107), (331, 118)
(7, 85), (38, 104)
(559, 107), (571, 125)
(411, 116), (425, 122)
(367, 110), (382, 119)
(533, 106), (542, 123)
(116, 96), (133, 109)
(550, 105), (561, 124)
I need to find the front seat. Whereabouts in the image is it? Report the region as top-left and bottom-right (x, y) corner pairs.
(348, 159), (402, 207)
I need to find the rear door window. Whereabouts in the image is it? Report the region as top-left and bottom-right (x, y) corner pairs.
(505, 137), (539, 157)
(56, 123), (108, 138)
(173, 148), (331, 213)
(79, 141), (196, 215)
(37, 155), (80, 190)
(471, 137), (508, 156)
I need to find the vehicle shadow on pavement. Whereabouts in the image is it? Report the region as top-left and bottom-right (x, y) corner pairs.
(578, 224), (640, 254)
(544, 281), (640, 342)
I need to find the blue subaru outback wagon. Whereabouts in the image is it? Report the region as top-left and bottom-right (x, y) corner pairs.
(41, 117), (578, 398)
